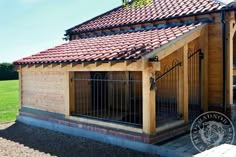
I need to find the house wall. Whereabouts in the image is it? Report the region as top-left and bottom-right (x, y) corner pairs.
(21, 70), (66, 114)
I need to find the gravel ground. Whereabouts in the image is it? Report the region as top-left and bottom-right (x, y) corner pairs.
(0, 122), (158, 157)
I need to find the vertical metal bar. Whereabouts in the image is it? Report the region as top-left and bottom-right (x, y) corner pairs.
(104, 79), (108, 118)
(190, 52), (193, 120)
(198, 50), (202, 109)
(171, 67), (173, 116)
(129, 78), (132, 124)
(96, 78), (99, 117)
(79, 77), (82, 114)
(116, 81), (119, 119)
(134, 81), (136, 124)
(87, 79), (89, 116)
(101, 79), (103, 118)
(75, 79), (77, 114)
(139, 81), (142, 124)
(93, 77), (95, 117)
(121, 81), (123, 122)
(113, 80), (115, 120)
(125, 81), (127, 122)
(108, 81), (110, 119)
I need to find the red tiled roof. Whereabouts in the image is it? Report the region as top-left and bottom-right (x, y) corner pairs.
(14, 23), (202, 65)
(67, 0), (222, 33)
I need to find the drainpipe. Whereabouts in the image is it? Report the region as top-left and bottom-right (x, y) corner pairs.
(221, 10), (227, 114)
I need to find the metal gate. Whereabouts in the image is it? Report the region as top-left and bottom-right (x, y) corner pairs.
(188, 48), (203, 121)
(73, 72), (143, 126)
(155, 47), (203, 124)
(155, 60), (181, 124)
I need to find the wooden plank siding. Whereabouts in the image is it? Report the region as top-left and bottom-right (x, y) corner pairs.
(21, 70), (66, 114)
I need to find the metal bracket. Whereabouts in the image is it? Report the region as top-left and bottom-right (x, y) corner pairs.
(150, 77), (156, 90)
(199, 51), (204, 59)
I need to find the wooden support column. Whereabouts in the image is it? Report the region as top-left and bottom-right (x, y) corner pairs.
(18, 66), (22, 107)
(179, 45), (189, 123)
(69, 72), (75, 113)
(178, 49), (183, 116)
(200, 25), (209, 112)
(64, 71), (70, 117)
(226, 11), (235, 106)
(142, 61), (156, 134)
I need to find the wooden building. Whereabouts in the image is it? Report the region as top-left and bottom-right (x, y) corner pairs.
(14, 0), (236, 143)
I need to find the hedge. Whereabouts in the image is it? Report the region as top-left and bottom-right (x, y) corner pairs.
(0, 63), (18, 80)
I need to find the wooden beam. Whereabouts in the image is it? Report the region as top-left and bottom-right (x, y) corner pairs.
(226, 11), (235, 105)
(42, 64), (50, 68)
(18, 67), (22, 107)
(34, 64), (42, 68)
(125, 60), (132, 66)
(82, 62), (90, 67)
(143, 24), (205, 60)
(69, 72), (75, 114)
(60, 63), (68, 68)
(179, 45), (189, 123)
(142, 62), (156, 134)
(95, 62), (102, 67)
(22, 60), (161, 72)
(51, 64), (58, 68)
(64, 71), (70, 117)
(177, 49), (183, 117)
(200, 25), (209, 112)
(27, 64), (34, 68)
(109, 61), (118, 66)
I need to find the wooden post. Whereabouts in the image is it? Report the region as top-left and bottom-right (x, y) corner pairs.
(200, 25), (209, 112)
(226, 11), (235, 106)
(179, 45), (189, 123)
(69, 72), (75, 113)
(142, 61), (156, 134)
(64, 71), (70, 117)
(18, 67), (22, 108)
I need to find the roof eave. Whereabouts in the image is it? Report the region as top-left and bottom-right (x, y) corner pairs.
(142, 23), (207, 60)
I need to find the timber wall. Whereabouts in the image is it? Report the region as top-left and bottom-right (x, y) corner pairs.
(21, 70), (66, 114)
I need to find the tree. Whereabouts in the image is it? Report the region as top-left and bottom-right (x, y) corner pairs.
(0, 63), (18, 80)
(122, 0), (151, 7)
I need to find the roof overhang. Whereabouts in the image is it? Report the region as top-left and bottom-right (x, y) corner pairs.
(143, 23), (207, 61)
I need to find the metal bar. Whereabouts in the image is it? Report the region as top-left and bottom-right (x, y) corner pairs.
(198, 50), (202, 108)
(73, 78), (141, 82)
(155, 62), (181, 82)
(188, 49), (201, 59)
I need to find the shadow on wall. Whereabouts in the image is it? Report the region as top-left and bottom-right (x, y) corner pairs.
(0, 122), (155, 157)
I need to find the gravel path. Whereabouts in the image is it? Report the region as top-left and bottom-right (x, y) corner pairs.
(0, 122), (158, 157)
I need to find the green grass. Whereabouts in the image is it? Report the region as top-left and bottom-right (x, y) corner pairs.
(0, 80), (19, 123)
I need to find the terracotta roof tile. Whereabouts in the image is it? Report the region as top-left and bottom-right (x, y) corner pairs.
(67, 0), (221, 33)
(14, 23), (203, 65)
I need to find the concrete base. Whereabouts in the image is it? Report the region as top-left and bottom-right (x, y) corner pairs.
(17, 114), (187, 157)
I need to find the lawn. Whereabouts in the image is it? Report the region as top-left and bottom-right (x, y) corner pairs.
(0, 80), (19, 123)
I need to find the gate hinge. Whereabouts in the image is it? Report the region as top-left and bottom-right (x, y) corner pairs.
(150, 77), (156, 90)
(200, 52), (204, 59)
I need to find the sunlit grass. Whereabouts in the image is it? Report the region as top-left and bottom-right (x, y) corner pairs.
(0, 80), (19, 123)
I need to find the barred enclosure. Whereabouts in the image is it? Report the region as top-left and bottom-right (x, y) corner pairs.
(188, 47), (203, 121)
(155, 47), (203, 125)
(72, 72), (143, 126)
(155, 60), (181, 125)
